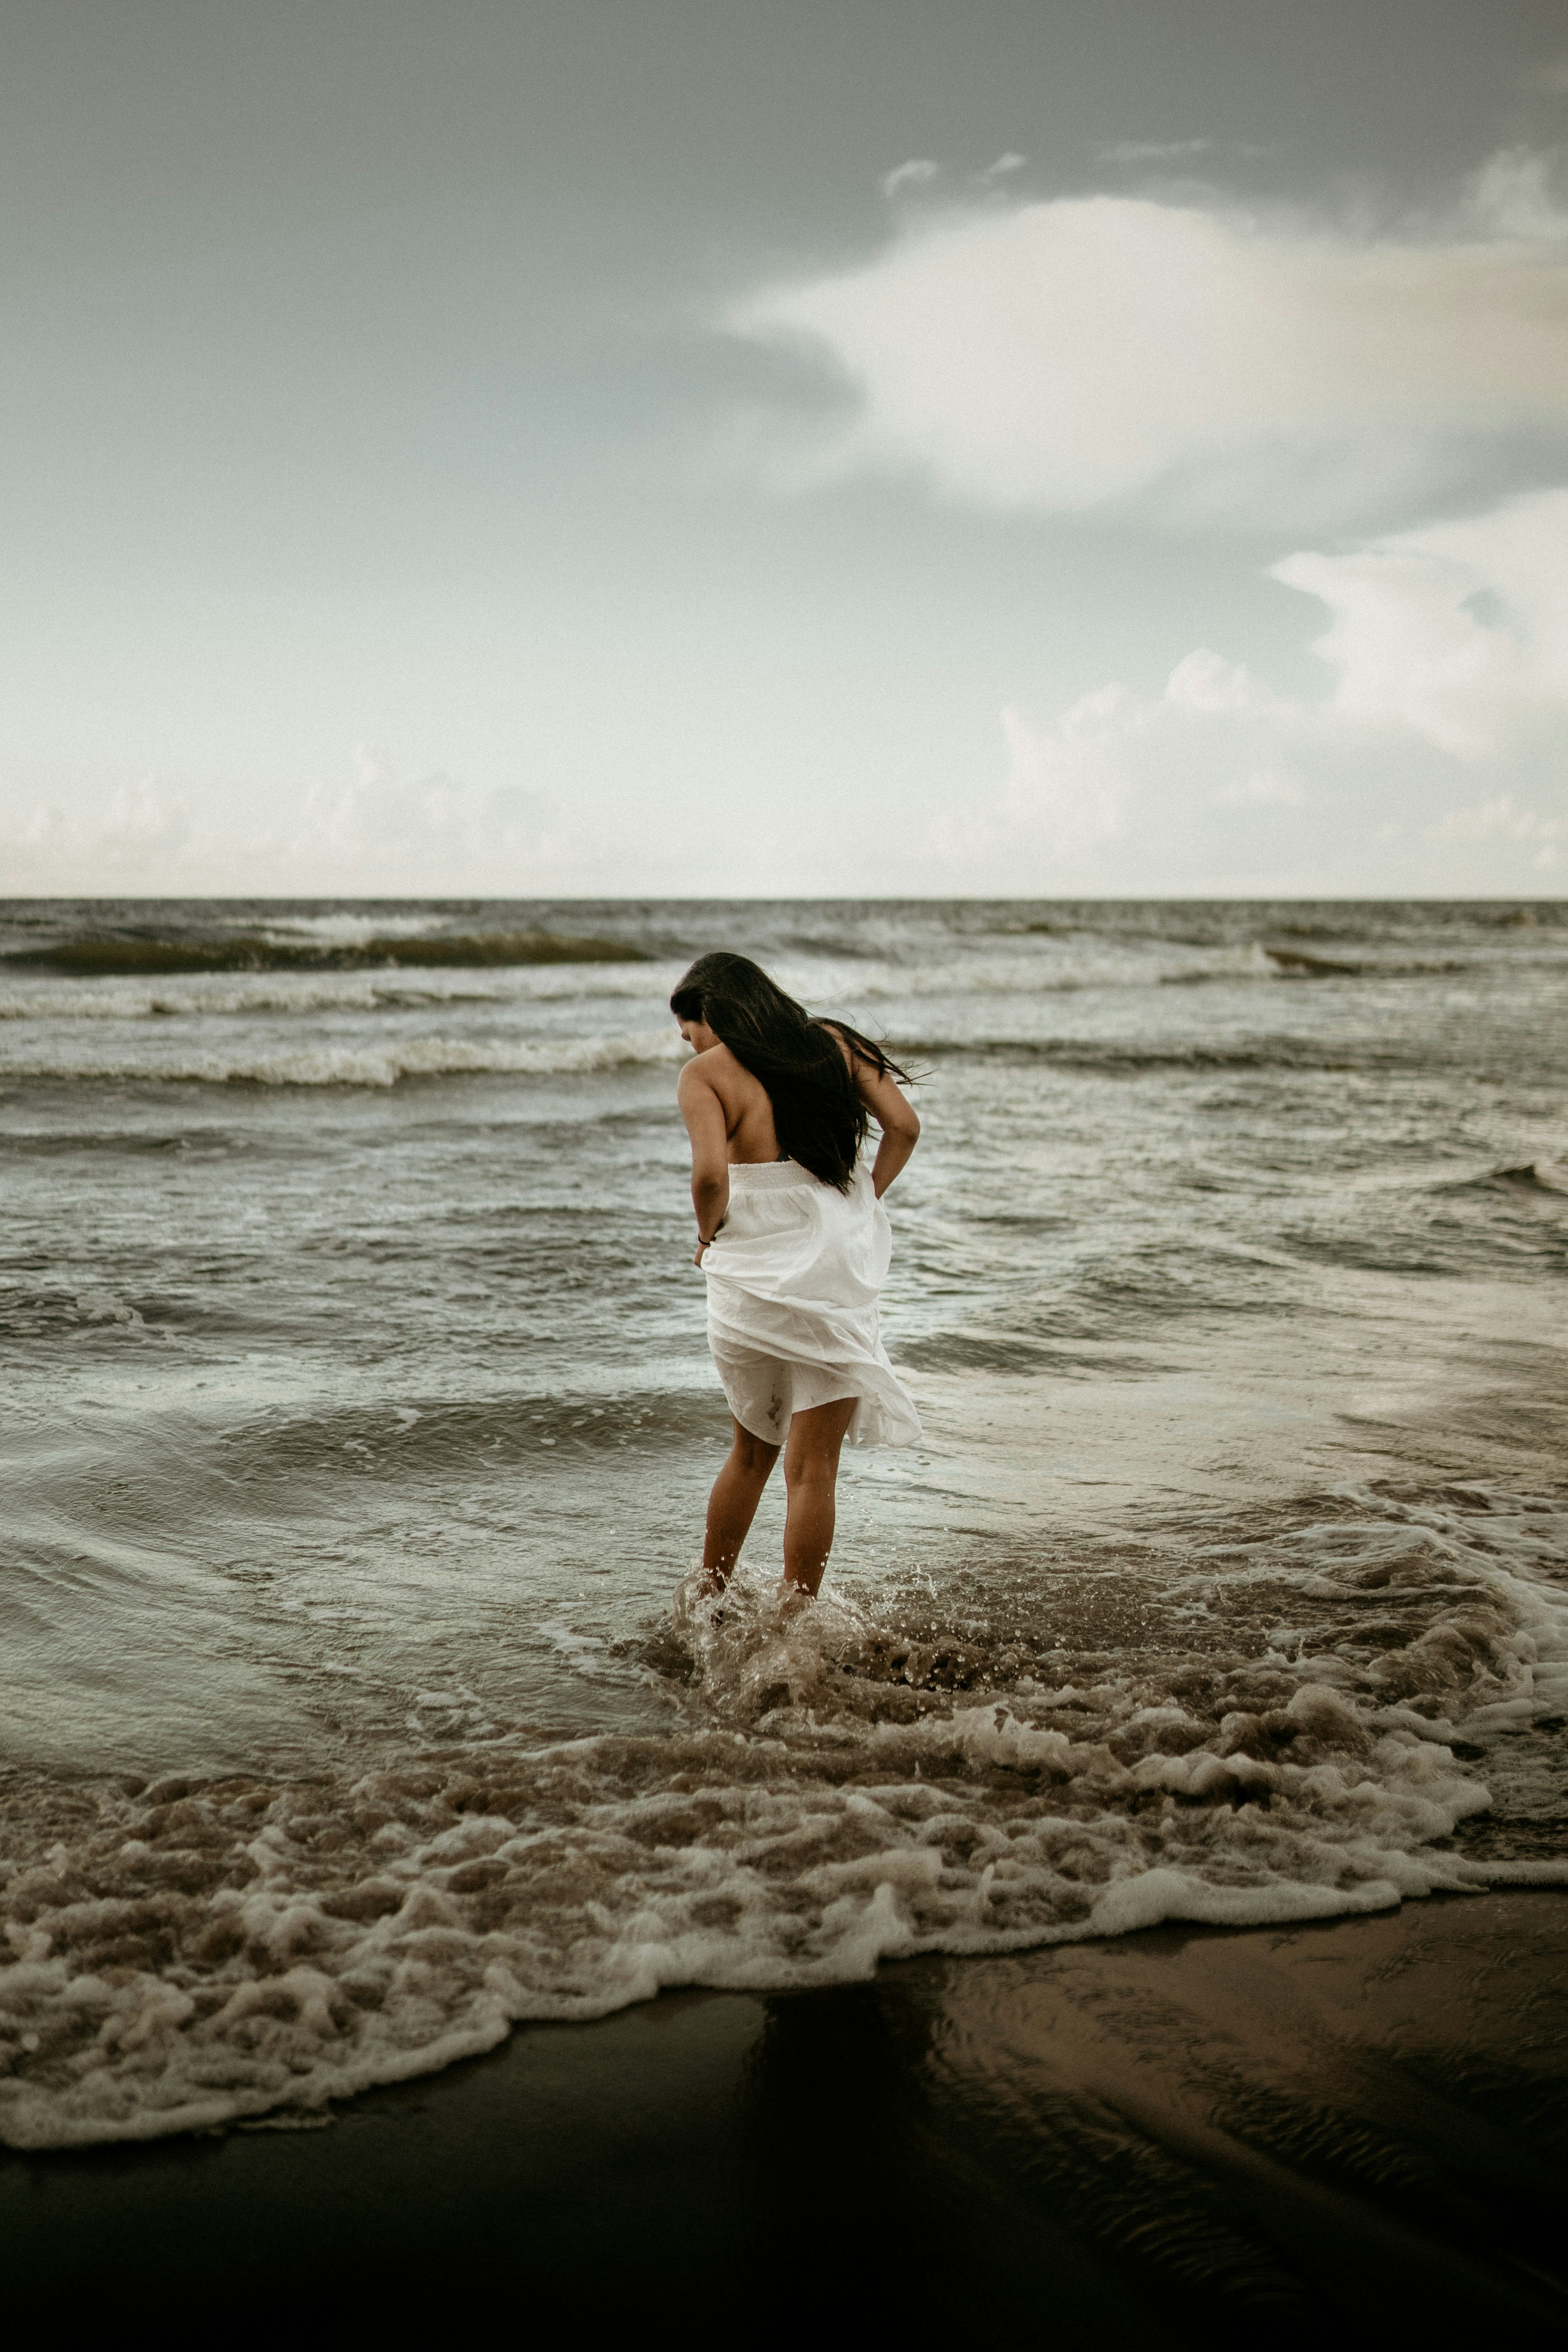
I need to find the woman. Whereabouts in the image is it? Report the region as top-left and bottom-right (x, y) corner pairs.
(671, 952), (922, 1600)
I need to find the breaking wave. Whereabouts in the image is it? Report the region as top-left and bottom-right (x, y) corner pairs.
(0, 931), (1495, 1005)
(0, 931), (648, 977)
(0, 970), (676, 1022)
(893, 1038), (1378, 1072)
(0, 1028), (689, 1087)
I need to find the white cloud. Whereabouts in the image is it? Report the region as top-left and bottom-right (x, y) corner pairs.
(980, 152), (1027, 181)
(305, 748), (556, 872)
(1099, 138), (1213, 163)
(10, 781), (193, 875)
(1275, 489), (1568, 757)
(730, 153), (1568, 529)
(1431, 792), (1563, 856)
(880, 158), (938, 200)
(1469, 147), (1568, 241)
(0, 754), (567, 896)
(928, 489), (1568, 893)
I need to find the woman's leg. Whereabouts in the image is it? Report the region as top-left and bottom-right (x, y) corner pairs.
(781, 1396), (858, 1597)
(703, 1418), (781, 1588)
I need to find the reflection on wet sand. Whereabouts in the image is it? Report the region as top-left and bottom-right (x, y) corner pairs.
(5, 1894), (1563, 2329)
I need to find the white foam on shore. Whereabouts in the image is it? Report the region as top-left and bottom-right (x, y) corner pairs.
(2, 1488), (1563, 2149)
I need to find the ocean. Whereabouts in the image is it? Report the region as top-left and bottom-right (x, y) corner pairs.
(2, 895), (1565, 2150)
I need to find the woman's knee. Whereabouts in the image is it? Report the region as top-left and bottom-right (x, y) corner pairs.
(786, 1400), (855, 1480)
(783, 1444), (841, 1491)
(733, 1428), (780, 1477)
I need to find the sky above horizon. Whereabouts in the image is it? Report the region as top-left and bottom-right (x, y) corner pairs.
(4, 0), (1568, 899)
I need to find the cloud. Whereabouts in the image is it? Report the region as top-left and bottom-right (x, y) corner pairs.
(10, 781), (193, 876)
(980, 152), (1026, 181)
(729, 153), (1568, 530)
(1430, 791), (1564, 851)
(305, 748), (556, 873)
(1099, 138), (1213, 163)
(1274, 489), (1568, 757)
(1469, 147), (1568, 240)
(880, 158), (938, 200)
(0, 754), (566, 895)
(926, 489), (1568, 893)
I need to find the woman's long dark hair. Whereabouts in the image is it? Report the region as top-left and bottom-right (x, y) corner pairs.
(670, 952), (911, 1192)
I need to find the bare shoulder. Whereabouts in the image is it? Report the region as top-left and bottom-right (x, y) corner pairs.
(821, 1021), (920, 1137)
(819, 1020), (887, 1083)
(677, 1048), (723, 1102)
(678, 1042), (752, 1104)
(818, 1019), (860, 1070)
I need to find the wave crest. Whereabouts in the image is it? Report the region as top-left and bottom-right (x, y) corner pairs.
(0, 1028), (689, 1086)
(1, 932), (647, 978)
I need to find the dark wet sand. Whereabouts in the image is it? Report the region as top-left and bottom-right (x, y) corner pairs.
(5, 1892), (1565, 2335)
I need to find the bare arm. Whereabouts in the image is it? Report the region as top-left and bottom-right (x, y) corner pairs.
(829, 1028), (920, 1198)
(677, 1056), (731, 1257)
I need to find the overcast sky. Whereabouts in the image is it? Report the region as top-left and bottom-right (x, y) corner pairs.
(5, 0), (1568, 898)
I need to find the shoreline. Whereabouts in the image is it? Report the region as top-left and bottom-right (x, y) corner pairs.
(5, 1889), (1564, 2329)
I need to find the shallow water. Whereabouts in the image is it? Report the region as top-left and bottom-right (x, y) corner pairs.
(1, 896), (1566, 2145)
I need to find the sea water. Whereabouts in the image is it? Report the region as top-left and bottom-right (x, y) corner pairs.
(1, 896), (1565, 2145)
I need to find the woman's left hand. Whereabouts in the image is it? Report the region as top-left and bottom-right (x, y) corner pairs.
(693, 1240), (708, 1267)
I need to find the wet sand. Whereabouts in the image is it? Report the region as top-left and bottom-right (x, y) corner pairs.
(4, 1890), (1564, 2332)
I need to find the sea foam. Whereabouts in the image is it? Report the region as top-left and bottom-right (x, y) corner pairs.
(3, 1488), (1563, 2149)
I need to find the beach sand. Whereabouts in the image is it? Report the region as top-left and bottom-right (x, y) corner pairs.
(5, 1890), (1564, 2332)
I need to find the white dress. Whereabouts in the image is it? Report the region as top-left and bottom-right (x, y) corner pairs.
(703, 1157), (922, 1448)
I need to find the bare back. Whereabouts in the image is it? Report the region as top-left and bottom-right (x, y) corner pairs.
(678, 1023), (918, 1198)
(682, 1042), (781, 1164)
